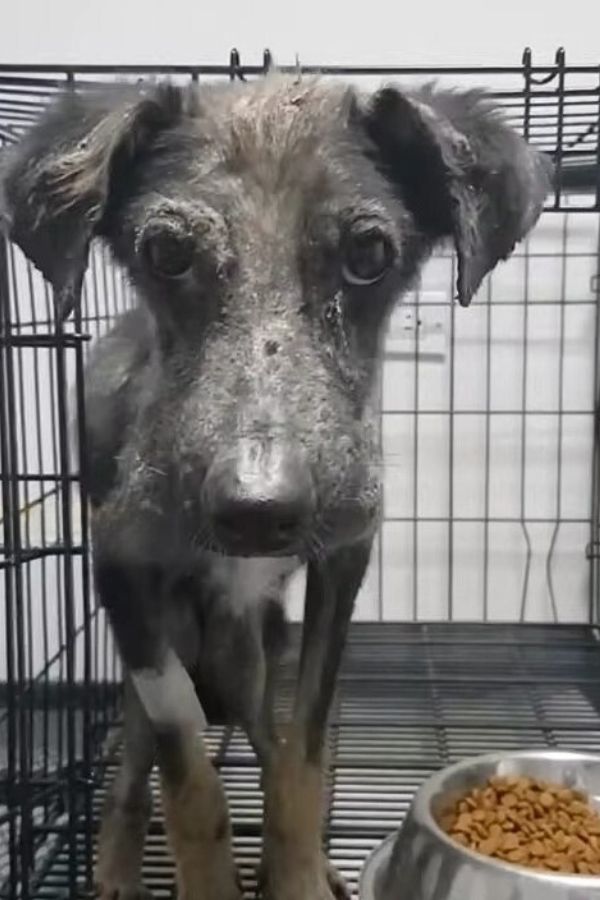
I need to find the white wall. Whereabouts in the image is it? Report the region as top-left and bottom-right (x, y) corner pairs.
(0, 0), (599, 68)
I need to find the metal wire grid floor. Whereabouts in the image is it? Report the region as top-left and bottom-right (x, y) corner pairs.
(24, 622), (600, 899)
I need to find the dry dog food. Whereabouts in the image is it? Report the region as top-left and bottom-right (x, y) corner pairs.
(441, 775), (600, 874)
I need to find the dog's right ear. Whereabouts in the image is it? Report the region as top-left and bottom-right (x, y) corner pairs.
(0, 83), (183, 320)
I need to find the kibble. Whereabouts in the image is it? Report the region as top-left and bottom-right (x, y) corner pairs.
(441, 775), (600, 875)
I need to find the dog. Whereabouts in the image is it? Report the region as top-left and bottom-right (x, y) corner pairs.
(0, 75), (550, 900)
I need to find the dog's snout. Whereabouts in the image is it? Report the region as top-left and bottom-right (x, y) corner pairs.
(204, 439), (314, 556)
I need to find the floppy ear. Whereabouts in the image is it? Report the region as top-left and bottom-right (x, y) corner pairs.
(0, 83), (183, 320)
(361, 85), (553, 306)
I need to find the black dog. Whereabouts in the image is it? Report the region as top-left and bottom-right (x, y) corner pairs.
(1, 76), (550, 900)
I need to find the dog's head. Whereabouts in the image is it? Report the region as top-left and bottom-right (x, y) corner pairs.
(0, 77), (551, 560)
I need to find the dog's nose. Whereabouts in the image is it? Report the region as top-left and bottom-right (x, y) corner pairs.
(203, 440), (314, 555)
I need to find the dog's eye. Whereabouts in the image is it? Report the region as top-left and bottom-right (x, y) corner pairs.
(342, 229), (394, 286)
(141, 220), (195, 279)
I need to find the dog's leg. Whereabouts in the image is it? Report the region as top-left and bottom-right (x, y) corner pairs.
(260, 542), (372, 900)
(244, 601), (287, 774)
(96, 562), (241, 900)
(156, 725), (242, 900)
(95, 677), (155, 900)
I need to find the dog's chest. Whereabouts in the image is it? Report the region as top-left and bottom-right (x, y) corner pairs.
(201, 554), (301, 614)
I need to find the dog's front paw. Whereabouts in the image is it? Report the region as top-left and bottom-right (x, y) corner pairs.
(94, 876), (154, 900)
(177, 883), (241, 900)
(176, 860), (243, 900)
(257, 854), (349, 900)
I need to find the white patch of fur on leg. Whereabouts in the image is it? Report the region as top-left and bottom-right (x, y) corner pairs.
(131, 647), (208, 732)
(205, 554), (300, 615)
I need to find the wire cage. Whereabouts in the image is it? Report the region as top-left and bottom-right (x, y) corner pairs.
(0, 48), (599, 898)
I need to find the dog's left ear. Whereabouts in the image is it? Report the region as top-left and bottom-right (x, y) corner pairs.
(359, 85), (553, 305)
(0, 83), (183, 320)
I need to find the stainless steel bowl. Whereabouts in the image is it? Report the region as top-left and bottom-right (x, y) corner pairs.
(359, 750), (600, 900)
